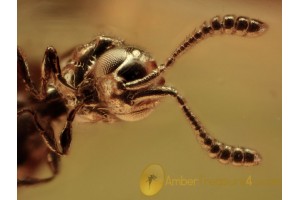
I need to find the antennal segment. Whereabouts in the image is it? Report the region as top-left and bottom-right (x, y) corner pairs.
(123, 15), (267, 90)
(165, 15), (267, 67)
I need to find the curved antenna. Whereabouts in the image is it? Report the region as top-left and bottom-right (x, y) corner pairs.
(131, 86), (261, 166)
(123, 15), (267, 90)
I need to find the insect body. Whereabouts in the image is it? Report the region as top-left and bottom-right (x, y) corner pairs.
(17, 15), (267, 186)
(147, 174), (157, 189)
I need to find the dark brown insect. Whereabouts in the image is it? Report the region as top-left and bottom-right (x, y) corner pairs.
(17, 15), (267, 186)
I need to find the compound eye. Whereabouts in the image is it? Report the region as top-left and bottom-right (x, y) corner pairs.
(117, 62), (147, 82)
(95, 49), (127, 76)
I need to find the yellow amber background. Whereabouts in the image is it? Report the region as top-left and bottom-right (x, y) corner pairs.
(18, 0), (281, 199)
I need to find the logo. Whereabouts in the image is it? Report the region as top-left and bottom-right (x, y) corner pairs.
(140, 164), (165, 196)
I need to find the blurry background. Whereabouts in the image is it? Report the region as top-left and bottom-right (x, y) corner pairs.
(17, 0), (281, 199)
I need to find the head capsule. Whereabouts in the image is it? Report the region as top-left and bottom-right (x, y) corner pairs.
(92, 46), (164, 121)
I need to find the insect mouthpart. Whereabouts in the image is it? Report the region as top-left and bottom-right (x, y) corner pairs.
(114, 101), (159, 122)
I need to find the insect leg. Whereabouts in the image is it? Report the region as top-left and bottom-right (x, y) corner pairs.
(58, 104), (83, 154)
(17, 47), (75, 101)
(131, 86), (261, 166)
(18, 104), (82, 155)
(17, 48), (40, 98)
(18, 108), (61, 155)
(47, 151), (60, 178)
(41, 46), (76, 95)
(17, 152), (60, 186)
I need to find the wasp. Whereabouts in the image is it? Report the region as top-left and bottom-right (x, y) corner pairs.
(17, 15), (267, 186)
